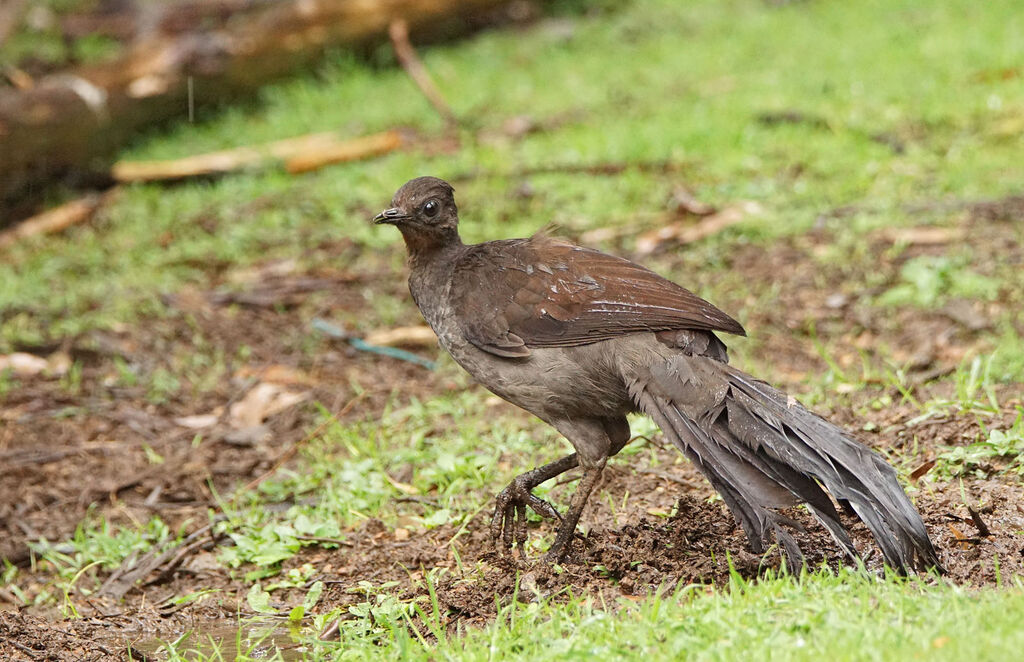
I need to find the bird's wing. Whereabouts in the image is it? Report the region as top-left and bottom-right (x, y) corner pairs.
(450, 235), (745, 358)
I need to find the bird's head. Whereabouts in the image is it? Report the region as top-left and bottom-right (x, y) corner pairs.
(374, 177), (460, 256)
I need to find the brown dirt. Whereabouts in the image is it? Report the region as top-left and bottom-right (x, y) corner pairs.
(1, 198), (1023, 659)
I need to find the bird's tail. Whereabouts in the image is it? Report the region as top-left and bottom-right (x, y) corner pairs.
(627, 355), (941, 573)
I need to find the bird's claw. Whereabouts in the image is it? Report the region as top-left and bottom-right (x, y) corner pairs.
(489, 477), (561, 556)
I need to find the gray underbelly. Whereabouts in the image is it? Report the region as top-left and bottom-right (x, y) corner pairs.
(439, 333), (644, 420)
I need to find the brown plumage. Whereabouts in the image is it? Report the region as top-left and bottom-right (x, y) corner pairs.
(451, 235), (745, 357)
(375, 176), (942, 573)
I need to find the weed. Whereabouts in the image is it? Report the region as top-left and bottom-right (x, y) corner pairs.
(934, 409), (1024, 479)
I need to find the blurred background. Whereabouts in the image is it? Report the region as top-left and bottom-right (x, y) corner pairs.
(1, 0), (1023, 659)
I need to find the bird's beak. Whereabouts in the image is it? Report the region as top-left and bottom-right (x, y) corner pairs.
(373, 208), (410, 225)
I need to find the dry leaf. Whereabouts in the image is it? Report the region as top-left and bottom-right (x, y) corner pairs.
(909, 459), (936, 483)
(229, 382), (309, 428)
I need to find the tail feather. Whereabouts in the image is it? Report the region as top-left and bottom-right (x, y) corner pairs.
(629, 356), (941, 573)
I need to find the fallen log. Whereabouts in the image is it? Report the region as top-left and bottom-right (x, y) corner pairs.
(0, 0), (526, 220)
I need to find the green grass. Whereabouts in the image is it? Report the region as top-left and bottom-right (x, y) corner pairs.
(152, 569), (1024, 662)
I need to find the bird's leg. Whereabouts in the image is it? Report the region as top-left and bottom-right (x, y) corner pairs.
(545, 458), (606, 562)
(490, 453), (578, 556)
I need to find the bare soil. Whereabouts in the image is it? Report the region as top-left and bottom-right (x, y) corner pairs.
(2, 198), (1023, 659)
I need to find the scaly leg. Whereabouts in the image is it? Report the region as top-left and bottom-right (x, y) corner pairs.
(544, 458), (606, 562)
(490, 453), (578, 554)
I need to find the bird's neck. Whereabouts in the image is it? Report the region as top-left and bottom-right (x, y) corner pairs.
(402, 227), (464, 270)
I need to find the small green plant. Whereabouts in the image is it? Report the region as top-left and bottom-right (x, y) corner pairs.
(147, 367), (182, 404)
(934, 409), (1024, 479)
(878, 255), (1000, 308)
(36, 515), (172, 582)
(909, 355), (1001, 424)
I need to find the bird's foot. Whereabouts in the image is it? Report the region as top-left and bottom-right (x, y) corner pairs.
(489, 476), (562, 557)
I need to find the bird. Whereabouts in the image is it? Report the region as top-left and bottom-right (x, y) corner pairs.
(373, 175), (941, 572)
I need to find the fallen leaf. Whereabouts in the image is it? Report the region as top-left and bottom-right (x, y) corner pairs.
(909, 459), (936, 483)
(946, 523), (974, 550)
(364, 326), (437, 348)
(229, 382), (309, 428)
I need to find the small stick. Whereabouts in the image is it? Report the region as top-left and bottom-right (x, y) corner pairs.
(389, 18), (457, 127)
(0, 191), (112, 250)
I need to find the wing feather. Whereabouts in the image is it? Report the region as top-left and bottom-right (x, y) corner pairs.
(450, 235), (744, 357)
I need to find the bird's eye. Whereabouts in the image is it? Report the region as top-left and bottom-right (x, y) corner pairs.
(422, 199), (440, 217)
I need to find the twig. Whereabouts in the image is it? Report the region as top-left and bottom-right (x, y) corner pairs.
(144, 530), (227, 587)
(10, 640), (41, 660)
(389, 18), (457, 127)
(967, 506), (992, 538)
(99, 516), (227, 599)
(319, 618), (341, 641)
(395, 495), (441, 507)
(0, 191), (112, 250)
